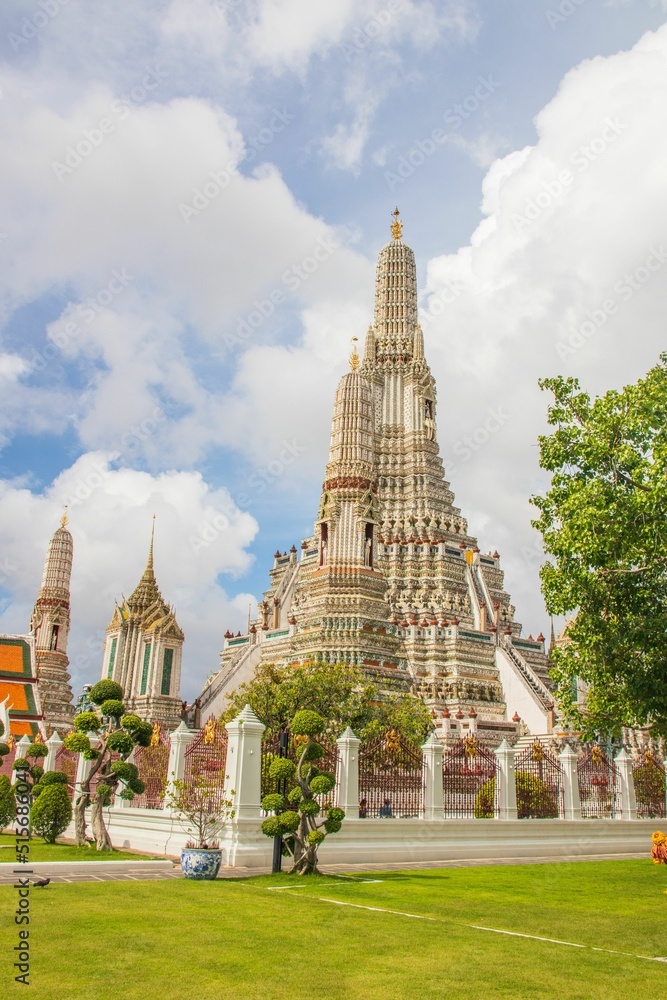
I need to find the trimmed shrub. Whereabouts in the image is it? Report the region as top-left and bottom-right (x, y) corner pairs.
(31, 784), (72, 843)
(73, 711), (101, 733)
(303, 743), (324, 761)
(261, 816), (282, 838)
(307, 829), (325, 845)
(287, 787), (303, 805)
(326, 807), (345, 823)
(39, 771), (69, 787)
(94, 783), (114, 805)
(89, 680), (123, 705)
(26, 742), (48, 759)
(262, 793), (285, 813)
(111, 761), (139, 782)
(309, 774), (334, 795)
(99, 699), (125, 719)
(64, 733), (91, 753)
(278, 810), (300, 833)
(120, 714), (143, 732)
(268, 757), (297, 782)
(474, 772), (559, 819)
(106, 731), (133, 755)
(291, 710), (325, 737)
(0, 774), (16, 828)
(300, 799), (320, 817)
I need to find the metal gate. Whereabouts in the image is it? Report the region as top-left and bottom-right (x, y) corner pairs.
(577, 744), (620, 819)
(359, 729), (424, 818)
(514, 739), (564, 818)
(442, 735), (498, 818)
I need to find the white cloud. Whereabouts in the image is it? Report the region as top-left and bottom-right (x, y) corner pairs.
(422, 23), (667, 634)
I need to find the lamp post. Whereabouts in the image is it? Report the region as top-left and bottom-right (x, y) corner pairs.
(272, 727), (290, 874)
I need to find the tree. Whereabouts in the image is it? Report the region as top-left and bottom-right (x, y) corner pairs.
(261, 710), (344, 875)
(531, 355), (667, 737)
(0, 774), (16, 830)
(31, 772), (72, 843)
(11, 739), (49, 823)
(222, 660), (432, 747)
(63, 680), (152, 850)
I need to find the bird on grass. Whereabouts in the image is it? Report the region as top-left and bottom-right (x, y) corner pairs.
(32, 877), (50, 887)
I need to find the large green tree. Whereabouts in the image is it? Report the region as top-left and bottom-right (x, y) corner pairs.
(221, 660), (432, 747)
(531, 354), (667, 737)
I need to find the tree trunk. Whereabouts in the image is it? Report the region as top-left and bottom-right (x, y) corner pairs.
(91, 797), (113, 851)
(74, 792), (89, 846)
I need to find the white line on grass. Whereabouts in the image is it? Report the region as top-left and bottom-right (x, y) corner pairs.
(312, 896), (667, 963)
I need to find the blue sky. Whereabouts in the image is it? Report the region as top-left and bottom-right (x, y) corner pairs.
(0, 0), (665, 700)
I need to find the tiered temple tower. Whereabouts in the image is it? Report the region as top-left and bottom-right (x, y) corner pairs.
(200, 212), (554, 744)
(30, 515), (76, 734)
(101, 521), (184, 730)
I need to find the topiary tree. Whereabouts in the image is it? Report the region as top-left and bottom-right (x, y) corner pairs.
(0, 774), (16, 830)
(11, 739), (49, 824)
(30, 772), (72, 843)
(63, 680), (151, 850)
(261, 710), (345, 874)
(474, 772), (559, 819)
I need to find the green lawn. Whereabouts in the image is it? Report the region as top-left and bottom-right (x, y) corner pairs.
(1, 860), (665, 999)
(0, 833), (157, 862)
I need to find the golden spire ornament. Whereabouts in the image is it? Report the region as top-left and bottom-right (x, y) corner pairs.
(390, 206), (403, 240)
(349, 336), (360, 371)
(60, 505), (69, 528)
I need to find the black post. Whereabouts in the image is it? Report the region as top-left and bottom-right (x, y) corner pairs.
(271, 727), (290, 874)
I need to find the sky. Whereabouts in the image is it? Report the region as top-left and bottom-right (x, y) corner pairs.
(0, 0), (665, 703)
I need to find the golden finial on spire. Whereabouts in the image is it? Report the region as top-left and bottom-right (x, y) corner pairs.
(390, 207), (403, 241)
(349, 337), (360, 372)
(60, 505), (69, 528)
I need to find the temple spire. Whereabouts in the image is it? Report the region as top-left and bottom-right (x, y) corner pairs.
(372, 212), (418, 356)
(128, 517), (161, 611)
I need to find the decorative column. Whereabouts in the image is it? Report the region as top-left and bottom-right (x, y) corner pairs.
(558, 743), (581, 820)
(16, 736), (32, 760)
(336, 727), (361, 819)
(421, 733), (444, 821)
(225, 705), (265, 820)
(44, 730), (63, 772)
(494, 739), (518, 821)
(614, 748), (637, 821)
(163, 720), (196, 810)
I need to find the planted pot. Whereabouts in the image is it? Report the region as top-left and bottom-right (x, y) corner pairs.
(181, 847), (223, 881)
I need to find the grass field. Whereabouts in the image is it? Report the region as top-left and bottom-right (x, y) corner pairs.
(0, 833), (156, 862)
(1, 859), (665, 999)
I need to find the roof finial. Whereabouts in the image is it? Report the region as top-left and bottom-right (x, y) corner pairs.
(391, 206), (403, 241)
(60, 505), (69, 529)
(148, 514), (156, 571)
(349, 337), (360, 372)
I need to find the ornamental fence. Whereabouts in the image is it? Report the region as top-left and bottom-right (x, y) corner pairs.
(442, 736), (498, 819)
(55, 743), (78, 801)
(633, 751), (667, 820)
(577, 745), (620, 819)
(132, 724), (170, 809)
(183, 717), (229, 809)
(515, 740), (564, 819)
(359, 729), (424, 818)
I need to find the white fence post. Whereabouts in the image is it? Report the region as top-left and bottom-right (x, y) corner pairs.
(163, 721), (196, 810)
(559, 744), (581, 820)
(336, 727), (360, 819)
(422, 733), (444, 821)
(44, 731), (62, 772)
(614, 748), (637, 821)
(494, 739), (518, 820)
(225, 705), (265, 820)
(16, 735), (31, 760)
(74, 732), (100, 801)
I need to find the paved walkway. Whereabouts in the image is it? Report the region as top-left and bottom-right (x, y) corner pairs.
(0, 851), (646, 884)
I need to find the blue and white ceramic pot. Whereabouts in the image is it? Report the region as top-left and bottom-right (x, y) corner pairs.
(181, 847), (223, 880)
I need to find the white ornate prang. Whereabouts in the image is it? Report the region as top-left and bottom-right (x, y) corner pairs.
(30, 520), (76, 733)
(202, 216), (556, 746)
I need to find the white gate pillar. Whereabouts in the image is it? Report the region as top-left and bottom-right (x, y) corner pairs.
(44, 731), (62, 772)
(336, 727), (360, 819)
(74, 732), (101, 801)
(422, 733), (444, 821)
(614, 748), (637, 821)
(558, 744), (581, 820)
(16, 735), (31, 760)
(163, 721), (196, 809)
(225, 705), (265, 820)
(494, 739), (518, 821)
